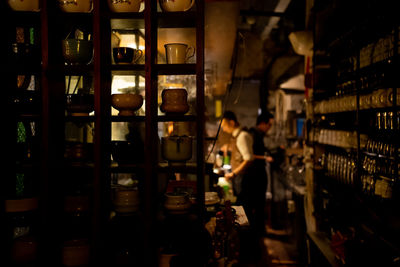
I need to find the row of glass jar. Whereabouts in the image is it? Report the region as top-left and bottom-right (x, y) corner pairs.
(322, 152), (357, 186)
(362, 155), (396, 178)
(314, 88), (399, 114)
(315, 129), (357, 149)
(359, 32), (395, 69)
(364, 137), (396, 157)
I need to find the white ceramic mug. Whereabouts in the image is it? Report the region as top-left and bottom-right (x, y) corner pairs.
(159, 0), (195, 12)
(164, 43), (195, 64)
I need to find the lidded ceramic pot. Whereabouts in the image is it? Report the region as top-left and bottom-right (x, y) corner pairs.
(160, 88), (189, 115)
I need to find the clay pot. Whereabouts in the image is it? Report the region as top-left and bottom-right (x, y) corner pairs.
(164, 192), (191, 214)
(159, 0), (194, 12)
(161, 136), (192, 164)
(113, 186), (140, 213)
(108, 0), (142, 13)
(58, 0), (93, 13)
(160, 88), (189, 115)
(12, 236), (38, 264)
(7, 0), (40, 11)
(111, 93), (143, 116)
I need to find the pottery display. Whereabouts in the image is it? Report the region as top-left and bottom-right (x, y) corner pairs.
(159, 0), (195, 12)
(161, 135), (192, 164)
(164, 192), (191, 214)
(108, 0), (142, 12)
(113, 47), (143, 64)
(7, 0), (40, 11)
(113, 186), (140, 213)
(62, 39), (93, 64)
(160, 88), (189, 115)
(62, 239), (90, 266)
(111, 93), (143, 116)
(58, 0), (93, 13)
(65, 93), (94, 116)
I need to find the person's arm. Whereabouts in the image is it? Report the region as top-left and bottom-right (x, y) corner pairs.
(253, 154), (274, 162)
(225, 131), (253, 180)
(225, 159), (252, 180)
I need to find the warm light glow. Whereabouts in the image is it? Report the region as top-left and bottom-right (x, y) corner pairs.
(167, 122), (174, 135)
(164, 83), (184, 88)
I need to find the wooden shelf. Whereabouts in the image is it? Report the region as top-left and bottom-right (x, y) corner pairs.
(157, 11), (196, 28)
(157, 115), (196, 122)
(156, 64), (196, 75)
(64, 115), (95, 123)
(158, 162), (197, 173)
(110, 162), (145, 173)
(111, 64), (145, 74)
(111, 115), (145, 122)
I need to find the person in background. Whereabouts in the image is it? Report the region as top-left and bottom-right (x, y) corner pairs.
(221, 111), (254, 205)
(247, 112), (274, 236)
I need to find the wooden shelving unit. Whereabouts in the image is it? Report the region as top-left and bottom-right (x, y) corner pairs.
(2, 0), (205, 266)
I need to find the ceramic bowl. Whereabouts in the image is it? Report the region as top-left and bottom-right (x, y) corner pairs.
(58, 0), (93, 13)
(111, 140), (144, 164)
(161, 136), (192, 163)
(108, 0), (142, 12)
(65, 94), (94, 116)
(111, 93), (143, 116)
(159, 0), (195, 12)
(8, 0), (40, 11)
(62, 39), (93, 64)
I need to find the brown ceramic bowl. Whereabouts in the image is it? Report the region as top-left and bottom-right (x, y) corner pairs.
(111, 93), (143, 116)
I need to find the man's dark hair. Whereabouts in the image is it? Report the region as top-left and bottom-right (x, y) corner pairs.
(222, 110), (238, 123)
(256, 112), (274, 125)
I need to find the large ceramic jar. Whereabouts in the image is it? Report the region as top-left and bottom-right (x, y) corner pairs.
(113, 186), (140, 213)
(160, 88), (189, 115)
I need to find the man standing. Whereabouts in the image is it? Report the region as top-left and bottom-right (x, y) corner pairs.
(221, 111), (254, 205)
(248, 112), (274, 236)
